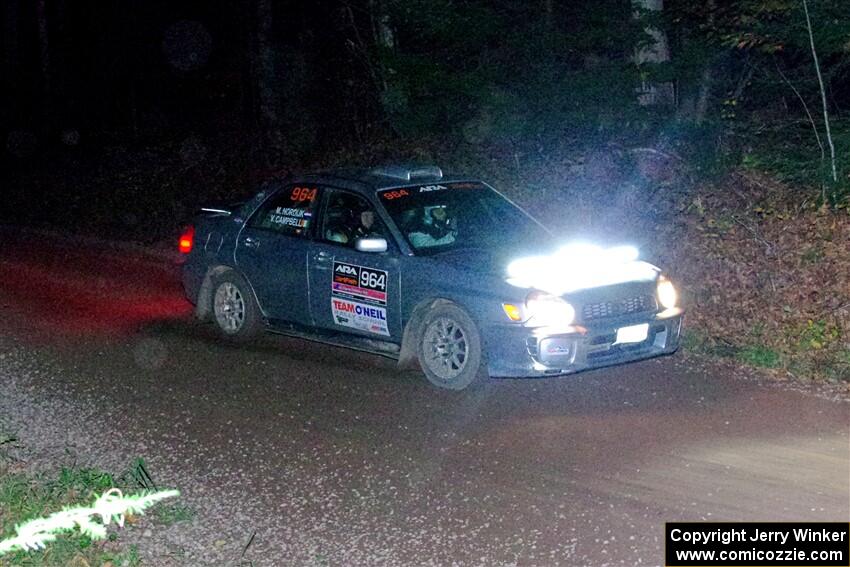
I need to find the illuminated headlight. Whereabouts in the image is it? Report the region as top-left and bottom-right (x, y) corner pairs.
(656, 276), (678, 309)
(526, 291), (575, 327)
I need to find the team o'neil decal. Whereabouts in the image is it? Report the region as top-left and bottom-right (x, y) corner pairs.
(331, 298), (389, 336)
(331, 261), (389, 335)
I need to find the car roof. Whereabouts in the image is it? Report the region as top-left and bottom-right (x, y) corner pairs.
(295, 165), (475, 194)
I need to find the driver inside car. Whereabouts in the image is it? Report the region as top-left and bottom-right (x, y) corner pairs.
(351, 210), (383, 241)
(324, 194), (356, 244)
(408, 206), (456, 249)
(326, 201), (383, 246)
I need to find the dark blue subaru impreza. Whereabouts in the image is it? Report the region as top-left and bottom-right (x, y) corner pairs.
(180, 165), (683, 390)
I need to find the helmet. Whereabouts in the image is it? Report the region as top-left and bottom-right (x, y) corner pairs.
(427, 206), (453, 239)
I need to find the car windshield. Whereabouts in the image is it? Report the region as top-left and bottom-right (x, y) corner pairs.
(377, 182), (551, 255)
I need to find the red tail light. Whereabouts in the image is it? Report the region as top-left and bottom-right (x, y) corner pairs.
(179, 225), (195, 254)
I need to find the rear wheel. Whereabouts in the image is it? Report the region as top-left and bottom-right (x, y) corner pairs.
(211, 271), (262, 340)
(417, 303), (487, 390)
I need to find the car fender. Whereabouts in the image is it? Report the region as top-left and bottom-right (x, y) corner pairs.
(194, 264), (267, 322)
(396, 289), (498, 370)
(398, 297), (451, 369)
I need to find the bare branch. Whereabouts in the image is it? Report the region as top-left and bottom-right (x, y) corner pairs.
(773, 59), (823, 160)
(731, 214), (774, 255)
(801, 0), (838, 187)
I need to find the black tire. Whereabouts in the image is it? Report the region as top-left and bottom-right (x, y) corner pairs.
(416, 303), (487, 390)
(210, 271), (262, 341)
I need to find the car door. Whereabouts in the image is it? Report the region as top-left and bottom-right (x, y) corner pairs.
(307, 188), (402, 340)
(235, 183), (321, 326)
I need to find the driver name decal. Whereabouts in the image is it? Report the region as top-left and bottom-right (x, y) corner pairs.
(268, 206), (310, 228)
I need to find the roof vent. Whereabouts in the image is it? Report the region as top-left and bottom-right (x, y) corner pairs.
(371, 164), (443, 181)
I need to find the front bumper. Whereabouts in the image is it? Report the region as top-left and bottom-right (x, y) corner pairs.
(483, 308), (684, 378)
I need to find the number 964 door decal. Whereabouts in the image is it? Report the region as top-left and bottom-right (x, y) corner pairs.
(331, 261), (390, 336)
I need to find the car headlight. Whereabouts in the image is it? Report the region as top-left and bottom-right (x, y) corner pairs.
(656, 276), (678, 309)
(525, 291), (575, 327)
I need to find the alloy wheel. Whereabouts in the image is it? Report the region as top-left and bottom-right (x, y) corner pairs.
(213, 282), (246, 333)
(422, 316), (469, 381)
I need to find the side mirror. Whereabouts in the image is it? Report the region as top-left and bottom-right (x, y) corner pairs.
(355, 237), (388, 253)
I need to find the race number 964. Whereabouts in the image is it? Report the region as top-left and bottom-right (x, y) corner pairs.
(360, 268), (386, 291)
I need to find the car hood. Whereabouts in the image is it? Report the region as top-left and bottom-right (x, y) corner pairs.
(430, 244), (660, 295)
(428, 247), (518, 275)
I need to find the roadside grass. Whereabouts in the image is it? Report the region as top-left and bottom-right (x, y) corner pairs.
(683, 329), (782, 369)
(0, 455), (192, 566)
(0, 467), (134, 566)
(682, 326), (850, 381)
(736, 345), (782, 369)
(681, 329), (740, 359)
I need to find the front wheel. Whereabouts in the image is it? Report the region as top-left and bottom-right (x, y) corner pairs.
(417, 303), (487, 390)
(211, 271), (262, 341)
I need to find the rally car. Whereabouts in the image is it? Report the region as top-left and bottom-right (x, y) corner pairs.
(180, 165), (683, 390)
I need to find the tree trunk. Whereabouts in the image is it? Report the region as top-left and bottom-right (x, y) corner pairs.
(543, 0), (554, 32)
(255, 0), (281, 150)
(633, 0), (674, 106)
(802, 0), (838, 186)
(674, 0), (716, 124)
(3, 0), (20, 71)
(693, 65), (713, 125)
(370, 0), (394, 50)
(367, 0), (397, 133)
(36, 0), (51, 131)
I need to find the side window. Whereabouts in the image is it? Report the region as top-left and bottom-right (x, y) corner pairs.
(321, 190), (388, 248)
(249, 185), (320, 237)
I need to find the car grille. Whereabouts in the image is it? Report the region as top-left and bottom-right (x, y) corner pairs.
(581, 294), (656, 322)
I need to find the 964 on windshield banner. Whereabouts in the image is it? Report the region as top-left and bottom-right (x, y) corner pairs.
(665, 522), (849, 567)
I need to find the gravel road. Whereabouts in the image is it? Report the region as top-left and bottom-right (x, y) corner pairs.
(0, 227), (847, 566)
